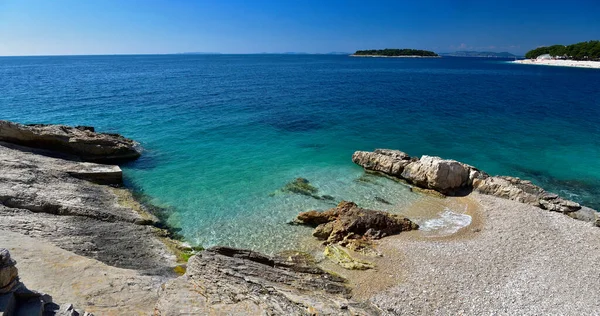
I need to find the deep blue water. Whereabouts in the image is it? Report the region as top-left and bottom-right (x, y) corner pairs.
(1, 55), (599, 252)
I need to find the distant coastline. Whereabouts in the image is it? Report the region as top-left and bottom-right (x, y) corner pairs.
(350, 54), (441, 58)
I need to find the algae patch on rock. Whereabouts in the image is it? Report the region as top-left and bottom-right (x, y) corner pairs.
(324, 245), (375, 270)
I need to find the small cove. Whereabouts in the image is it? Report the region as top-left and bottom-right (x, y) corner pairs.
(1, 55), (599, 253)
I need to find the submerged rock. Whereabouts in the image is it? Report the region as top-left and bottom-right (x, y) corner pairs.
(296, 201), (418, 244)
(282, 177), (319, 196)
(0, 120), (141, 163)
(278, 177), (335, 201)
(155, 247), (379, 315)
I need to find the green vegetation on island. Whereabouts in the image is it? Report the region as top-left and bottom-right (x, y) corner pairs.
(353, 48), (438, 57)
(525, 40), (600, 60)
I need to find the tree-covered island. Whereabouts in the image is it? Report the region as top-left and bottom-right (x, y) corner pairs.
(525, 40), (600, 60)
(352, 48), (439, 57)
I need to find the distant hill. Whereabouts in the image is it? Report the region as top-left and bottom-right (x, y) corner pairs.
(352, 49), (438, 57)
(177, 52), (221, 55)
(439, 51), (517, 58)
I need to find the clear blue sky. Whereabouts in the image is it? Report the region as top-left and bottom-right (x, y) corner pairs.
(0, 0), (598, 56)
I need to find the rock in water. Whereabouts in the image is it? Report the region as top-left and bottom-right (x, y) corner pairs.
(352, 149), (415, 177)
(282, 177), (319, 196)
(155, 247), (379, 315)
(0, 120), (140, 162)
(353, 149), (599, 224)
(296, 201), (418, 244)
(353, 149), (484, 194)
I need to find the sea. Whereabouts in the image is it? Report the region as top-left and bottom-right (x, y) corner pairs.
(1, 55), (599, 253)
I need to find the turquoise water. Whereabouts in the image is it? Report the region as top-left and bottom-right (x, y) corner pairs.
(1, 55), (599, 252)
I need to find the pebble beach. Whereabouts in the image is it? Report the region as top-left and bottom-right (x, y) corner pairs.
(513, 59), (600, 69)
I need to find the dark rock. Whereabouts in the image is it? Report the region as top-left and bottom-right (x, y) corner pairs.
(296, 201), (418, 244)
(374, 196), (391, 204)
(0, 120), (140, 163)
(281, 177), (321, 199)
(155, 247), (379, 315)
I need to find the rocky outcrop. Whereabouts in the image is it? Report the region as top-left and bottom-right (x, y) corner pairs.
(0, 120), (140, 163)
(352, 149), (416, 177)
(296, 201), (418, 244)
(0, 248), (91, 316)
(155, 247), (379, 315)
(354, 149), (599, 225)
(401, 156), (473, 193)
(0, 142), (178, 273)
(353, 150), (485, 194)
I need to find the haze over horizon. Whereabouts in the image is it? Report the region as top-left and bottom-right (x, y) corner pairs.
(0, 0), (599, 56)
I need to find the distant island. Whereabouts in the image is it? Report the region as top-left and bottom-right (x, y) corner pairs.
(352, 49), (439, 58)
(439, 51), (518, 58)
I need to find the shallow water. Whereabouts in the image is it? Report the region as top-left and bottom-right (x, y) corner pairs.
(1, 55), (599, 253)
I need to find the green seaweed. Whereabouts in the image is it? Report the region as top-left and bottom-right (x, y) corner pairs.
(324, 245), (375, 270)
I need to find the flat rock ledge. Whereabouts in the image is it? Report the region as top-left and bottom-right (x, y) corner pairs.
(0, 248), (92, 316)
(0, 140), (179, 272)
(353, 149), (599, 225)
(0, 120), (141, 163)
(155, 247), (379, 315)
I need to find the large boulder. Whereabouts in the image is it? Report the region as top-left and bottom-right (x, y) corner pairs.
(353, 150), (485, 194)
(0, 120), (140, 163)
(352, 149), (415, 177)
(0, 249), (18, 294)
(400, 155), (473, 194)
(296, 201), (418, 244)
(155, 247), (378, 315)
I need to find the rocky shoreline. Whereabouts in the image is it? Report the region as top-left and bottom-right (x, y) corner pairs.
(2, 120), (600, 315)
(352, 149), (599, 225)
